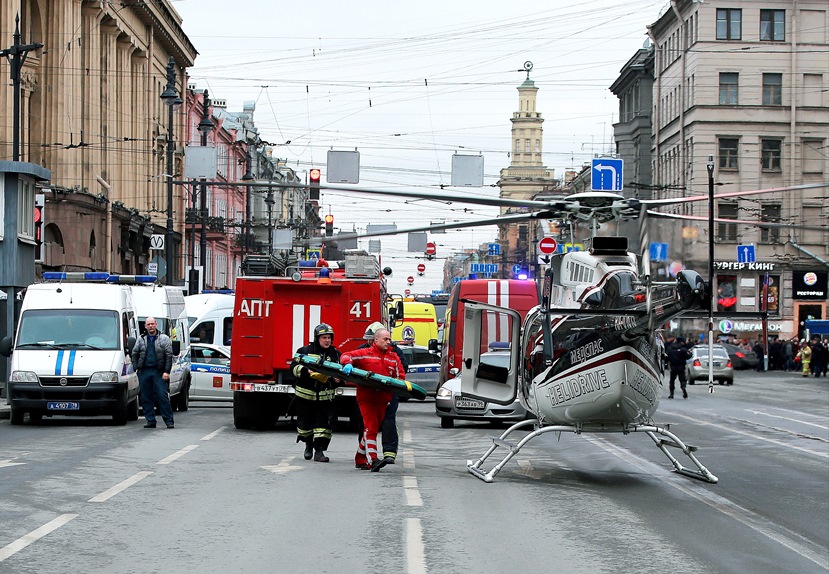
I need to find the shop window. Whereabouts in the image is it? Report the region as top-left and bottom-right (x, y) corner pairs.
(716, 275), (737, 313)
(759, 275), (780, 315)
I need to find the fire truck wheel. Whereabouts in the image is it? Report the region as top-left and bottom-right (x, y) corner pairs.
(234, 417), (254, 430)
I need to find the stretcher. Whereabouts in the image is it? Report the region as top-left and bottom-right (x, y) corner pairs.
(293, 353), (427, 400)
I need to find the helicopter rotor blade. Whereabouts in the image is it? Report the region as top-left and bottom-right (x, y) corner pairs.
(646, 210), (828, 232)
(641, 181), (829, 207)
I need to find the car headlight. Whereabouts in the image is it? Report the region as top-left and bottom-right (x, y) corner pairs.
(89, 371), (119, 383)
(10, 371), (39, 383)
(436, 387), (453, 399)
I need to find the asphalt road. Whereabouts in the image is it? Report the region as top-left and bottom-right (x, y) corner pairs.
(1, 370), (827, 574)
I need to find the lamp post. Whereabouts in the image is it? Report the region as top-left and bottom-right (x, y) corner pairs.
(160, 56), (182, 286)
(241, 148), (254, 254)
(197, 90), (213, 282)
(706, 154), (715, 392)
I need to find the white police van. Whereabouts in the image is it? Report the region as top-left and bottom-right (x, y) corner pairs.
(0, 272), (144, 425)
(185, 291), (234, 347)
(128, 281), (191, 411)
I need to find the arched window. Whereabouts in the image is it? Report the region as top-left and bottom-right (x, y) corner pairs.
(89, 230), (96, 258)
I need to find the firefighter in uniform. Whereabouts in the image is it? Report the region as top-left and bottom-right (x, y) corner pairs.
(291, 323), (340, 462)
(340, 327), (405, 472)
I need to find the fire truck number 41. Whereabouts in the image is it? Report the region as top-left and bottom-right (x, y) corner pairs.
(350, 301), (371, 318)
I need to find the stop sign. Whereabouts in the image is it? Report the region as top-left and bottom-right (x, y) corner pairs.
(425, 242), (436, 255)
(539, 237), (558, 254)
(404, 289), (411, 296)
(417, 263), (426, 273)
(407, 276), (414, 284)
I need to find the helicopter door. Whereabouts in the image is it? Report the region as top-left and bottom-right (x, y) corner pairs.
(460, 301), (520, 406)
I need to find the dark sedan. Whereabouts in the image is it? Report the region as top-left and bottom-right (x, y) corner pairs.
(721, 343), (759, 370)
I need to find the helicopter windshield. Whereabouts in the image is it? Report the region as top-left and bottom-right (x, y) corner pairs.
(597, 271), (643, 309)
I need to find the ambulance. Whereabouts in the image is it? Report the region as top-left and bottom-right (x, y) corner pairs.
(0, 272), (144, 425)
(230, 254), (393, 429)
(439, 279), (538, 386)
(389, 301), (439, 347)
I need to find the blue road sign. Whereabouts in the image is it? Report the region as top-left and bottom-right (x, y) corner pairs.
(591, 158), (624, 192)
(737, 244), (756, 263)
(649, 242), (669, 262)
(512, 264), (522, 274)
(306, 249), (321, 260)
(488, 243), (501, 256)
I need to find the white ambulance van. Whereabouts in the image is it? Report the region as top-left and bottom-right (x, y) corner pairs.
(185, 292), (234, 347)
(0, 272), (143, 425)
(127, 280), (191, 411)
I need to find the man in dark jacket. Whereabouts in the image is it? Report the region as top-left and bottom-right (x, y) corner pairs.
(291, 323), (341, 462)
(131, 316), (175, 428)
(666, 336), (691, 399)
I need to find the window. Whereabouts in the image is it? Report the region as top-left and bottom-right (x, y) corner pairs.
(761, 139), (782, 170)
(716, 9), (741, 40)
(763, 73), (782, 105)
(761, 203), (781, 244)
(17, 179), (35, 240)
(524, 139), (530, 153)
(515, 139), (520, 154)
(716, 275), (737, 313)
(719, 138), (739, 169)
(719, 73), (738, 105)
(759, 275), (780, 315)
(717, 203), (738, 241)
(803, 140), (824, 173)
(760, 10), (785, 41)
(0, 178), (5, 240)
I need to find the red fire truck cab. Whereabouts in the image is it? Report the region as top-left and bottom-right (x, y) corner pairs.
(230, 255), (393, 429)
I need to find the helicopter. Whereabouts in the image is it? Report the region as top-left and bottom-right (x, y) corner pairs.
(298, 179), (828, 483)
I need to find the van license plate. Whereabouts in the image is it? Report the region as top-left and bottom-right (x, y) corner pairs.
(47, 401), (80, 410)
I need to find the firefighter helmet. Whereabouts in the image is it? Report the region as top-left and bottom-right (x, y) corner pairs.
(364, 321), (385, 340)
(314, 323), (335, 341)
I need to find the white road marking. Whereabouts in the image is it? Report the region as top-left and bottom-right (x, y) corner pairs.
(516, 459), (545, 480)
(261, 456), (303, 475)
(0, 459), (26, 468)
(0, 514), (78, 563)
(403, 429), (413, 443)
(88, 471), (153, 503)
(668, 411), (829, 458)
(405, 517), (427, 574)
(586, 435), (829, 570)
(403, 475), (423, 507)
(156, 444), (199, 465)
(200, 426), (227, 441)
(401, 447), (416, 470)
(747, 410), (829, 431)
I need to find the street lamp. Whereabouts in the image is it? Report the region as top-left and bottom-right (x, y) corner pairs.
(160, 56), (182, 286)
(241, 148), (254, 254)
(197, 90), (213, 283)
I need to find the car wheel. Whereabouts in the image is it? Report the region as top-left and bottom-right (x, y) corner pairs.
(440, 417), (454, 429)
(112, 398), (128, 425)
(718, 380), (725, 385)
(9, 405), (24, 425)
(29, 410), (43, 423)
(177, 378), (190, 412)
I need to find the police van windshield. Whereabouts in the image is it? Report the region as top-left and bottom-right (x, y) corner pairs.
(17, 309), (121, 350)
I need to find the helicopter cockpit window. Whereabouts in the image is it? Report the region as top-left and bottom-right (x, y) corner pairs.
(599, 271), (639, 309)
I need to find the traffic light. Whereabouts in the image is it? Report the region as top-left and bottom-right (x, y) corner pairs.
(34, 199), (44, 262)
(309, 168), (321, 200)
(324, 214), (334, 237)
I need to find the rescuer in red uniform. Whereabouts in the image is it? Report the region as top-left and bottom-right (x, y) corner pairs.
(291, 323), (340, 462)
(340, 327), (405, 472)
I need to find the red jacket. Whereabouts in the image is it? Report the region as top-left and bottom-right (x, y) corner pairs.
(340, 344), (404, 403)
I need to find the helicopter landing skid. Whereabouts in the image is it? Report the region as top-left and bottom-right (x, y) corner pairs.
(466, 420), (719, 484)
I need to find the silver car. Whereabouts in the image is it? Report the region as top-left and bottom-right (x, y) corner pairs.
(435, 351), (529, 428)
(686, 344), (734, 385)
(189, 343), (232, 401)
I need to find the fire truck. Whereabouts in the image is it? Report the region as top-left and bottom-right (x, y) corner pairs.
(229, 254), (395, 429)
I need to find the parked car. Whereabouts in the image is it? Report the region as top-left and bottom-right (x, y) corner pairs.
(435, 351), (529, 428)
(686, 344), (734, 385)
(720, 343), (759, 370)
(398, 344), (441, 397)
(189, 343), (232, 401)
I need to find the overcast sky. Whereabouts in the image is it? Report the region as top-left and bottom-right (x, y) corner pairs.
(172, 0), (667, 294)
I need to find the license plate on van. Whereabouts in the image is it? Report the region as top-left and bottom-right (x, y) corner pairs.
(47, 401), (80, 411)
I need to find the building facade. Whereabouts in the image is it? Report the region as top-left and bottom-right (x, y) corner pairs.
(646, 0), (829, 340)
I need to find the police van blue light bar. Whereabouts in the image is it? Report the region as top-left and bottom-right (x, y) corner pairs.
(106, 275), (158, 284)
(202, 289), (235, 294)
(43, 272), (110, 282)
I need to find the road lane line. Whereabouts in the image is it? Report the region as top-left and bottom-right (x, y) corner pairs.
(403, 429), (413, 443)
(88, 471), (153, 503)
(157, 444), (199, 465)
(747, 410), (829, 431)
(201, 426), (227, 441)
(401, 447), (416, 470)
(0, 514), (78, 563)
(586, 436), (829, 570)
(403, 476), (423, 507)
(405, 517), (427, 574)
(668, 412), (829, 458)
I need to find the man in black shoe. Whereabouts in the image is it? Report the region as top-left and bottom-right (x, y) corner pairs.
(666, 336), (691, 400)
(131, 317), (174, 428)
(291, 323), (340, 463)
